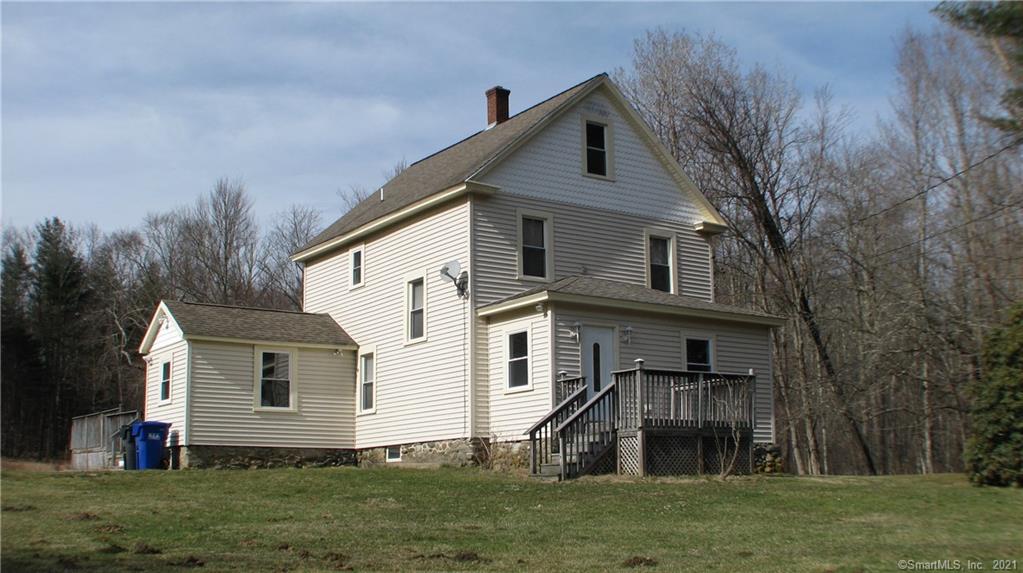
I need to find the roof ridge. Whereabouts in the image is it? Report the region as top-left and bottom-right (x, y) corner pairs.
(407, 72), (608, 171)
(166, 300), (327, 317)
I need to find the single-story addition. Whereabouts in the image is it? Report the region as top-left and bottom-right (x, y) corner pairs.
(138, 74), (787, 478)
(139, 300), (359, 468)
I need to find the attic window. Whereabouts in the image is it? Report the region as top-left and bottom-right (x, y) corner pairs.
(584, 120), (610, 177)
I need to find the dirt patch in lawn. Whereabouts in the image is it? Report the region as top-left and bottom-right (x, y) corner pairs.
(623, 556), (658, 567)
(65, 512), (100, 521)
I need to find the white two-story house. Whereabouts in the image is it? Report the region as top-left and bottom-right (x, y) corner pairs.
(140, 74), (784, 478)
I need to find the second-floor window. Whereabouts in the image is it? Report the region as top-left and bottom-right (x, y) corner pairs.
(518, 210), (553, 281)
(407, 278), (425, 341)
(648, 235), (673, 293)
(160, 362), (171, 402)
(350, 246), (364, 288)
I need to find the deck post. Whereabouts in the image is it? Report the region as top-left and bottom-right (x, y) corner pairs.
(697, 372), (704, 429)
(635, 358), (646, 476)
(748, 368), (756, 428)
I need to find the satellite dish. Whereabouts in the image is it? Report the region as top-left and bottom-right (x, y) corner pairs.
(439, 260), (461, 282)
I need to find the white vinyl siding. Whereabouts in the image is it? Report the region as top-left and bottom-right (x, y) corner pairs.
(553, 306), (774, 443)
(304, 199), (472, 449)
(480, 89), (706, 228)
(144, 337), (188, 447)
(473, 192), (713, 306)
(188, 341), (355, 449)
(487, 309), (551, 440)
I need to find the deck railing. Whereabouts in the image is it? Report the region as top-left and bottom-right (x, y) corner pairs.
(618, 360), (755, 431)
(525, 378), (587, 475)
(554, 373), (586, 405)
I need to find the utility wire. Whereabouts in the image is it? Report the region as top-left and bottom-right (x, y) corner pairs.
(874, 197), (1023, 258)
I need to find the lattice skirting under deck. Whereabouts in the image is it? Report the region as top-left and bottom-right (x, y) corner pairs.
(618, 435), (641, 476)
(646, 434), (702, 476)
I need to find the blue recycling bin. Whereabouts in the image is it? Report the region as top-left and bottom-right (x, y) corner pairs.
(131, 421), (171, 470)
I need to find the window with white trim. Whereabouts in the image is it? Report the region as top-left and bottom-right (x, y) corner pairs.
(507, 331), (529, 388)
(585, 121), (608, 176)
(359, 352), (375, 412)
(685, 338), (712, 372)
(350, 246), (364, 288)
(648, 235), (673, 293)
(518, 211), (553, 281)
(259, 351), (292, 408)
(160, 362), (171, 401)
(386, 446), (401, 462)
(407, 278), (425, 340)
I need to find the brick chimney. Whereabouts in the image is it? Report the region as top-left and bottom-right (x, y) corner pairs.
(486, 86), (510, 127)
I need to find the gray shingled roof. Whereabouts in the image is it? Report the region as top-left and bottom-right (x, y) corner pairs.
(163, 300), (355, 347)
(482, 276), (785, 323)
(297, 73), (607, 256)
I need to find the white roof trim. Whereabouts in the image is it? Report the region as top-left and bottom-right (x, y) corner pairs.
(478, 291), (785, 327)
(292, 181), (498, 263)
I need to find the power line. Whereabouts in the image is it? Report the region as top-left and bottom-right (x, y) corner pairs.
(874, 197), (1023, 259)
(853, 135), (1020, 226)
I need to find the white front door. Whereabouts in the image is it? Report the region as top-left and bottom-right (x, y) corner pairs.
(581, 326), (616, 399)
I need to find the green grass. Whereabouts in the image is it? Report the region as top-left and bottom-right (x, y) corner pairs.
(1, 467), (1020, 572)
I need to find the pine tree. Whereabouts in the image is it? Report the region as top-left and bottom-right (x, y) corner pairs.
(965, 303), (1023, 486)
(29, 218), (93, 458)
(1, 244), (43, 457)
(936, 1), (1023, 135)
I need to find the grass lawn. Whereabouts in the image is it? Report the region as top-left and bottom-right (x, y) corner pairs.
(1, 466), (1020, 572)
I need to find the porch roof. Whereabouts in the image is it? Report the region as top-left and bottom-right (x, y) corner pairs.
(476, 276), (786, 326)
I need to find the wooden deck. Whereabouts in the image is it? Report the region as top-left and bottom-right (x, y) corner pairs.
(528, 361), (755, 480)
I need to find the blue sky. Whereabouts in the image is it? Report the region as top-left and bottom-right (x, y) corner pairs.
(2, 2), (940, 233)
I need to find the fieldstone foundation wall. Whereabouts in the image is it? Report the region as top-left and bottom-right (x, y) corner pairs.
(182, 445), (357, 470)
(359, 438), (478, 467)
(483, 440), (530, 472)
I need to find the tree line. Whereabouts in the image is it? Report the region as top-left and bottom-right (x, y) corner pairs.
(1, 181), (321, 459)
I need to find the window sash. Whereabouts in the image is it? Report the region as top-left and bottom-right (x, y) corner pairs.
(685, 339), (712, 372)
(649, 236), (672, 293)
(585, 122), (608, 176)
(408, 279), (425, 339)
(160, 362), (171, 401)
(360, 354), (374, 411)
(507, 331), (529, 388)
(520, 217), (547, 278)
(259, 351), (291, 408)
(351, 250), (363, 285)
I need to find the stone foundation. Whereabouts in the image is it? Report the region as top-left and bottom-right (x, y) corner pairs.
(181, 445), (357, 470)
(479, 440), (530, 472)
(359, 438), (479, 467)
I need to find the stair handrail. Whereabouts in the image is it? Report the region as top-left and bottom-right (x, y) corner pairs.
(525, 381), (587, 475)
(555, 381), (619, 480)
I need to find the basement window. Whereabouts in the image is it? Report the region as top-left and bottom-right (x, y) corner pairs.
(386, 446), (401, 462)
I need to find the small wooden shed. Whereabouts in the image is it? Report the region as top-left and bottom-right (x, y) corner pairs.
(69, 409), (138, 470)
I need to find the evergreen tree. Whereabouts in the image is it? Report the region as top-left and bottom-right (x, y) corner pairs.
(1, 244), (43, 457)
(28, 218), (93, 458)
(936, 1), (1023, 135)
(965, 303), (1023, 486)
